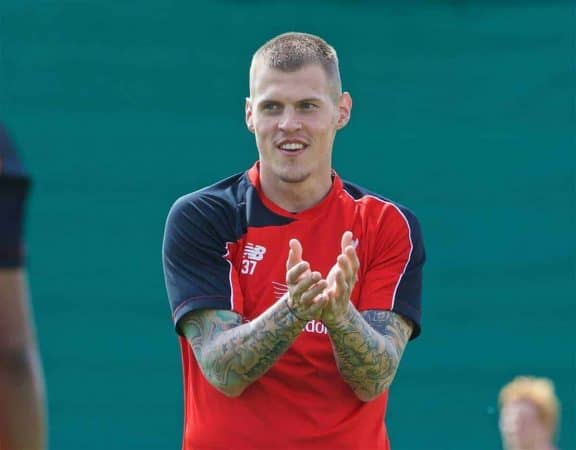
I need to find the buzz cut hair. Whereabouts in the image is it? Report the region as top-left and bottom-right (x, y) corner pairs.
(499, 376), (560, 435)
(249, 32), (342, 100)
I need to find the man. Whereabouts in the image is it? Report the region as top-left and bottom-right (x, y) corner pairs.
(0, 124), (46, 450)
(162, 32), (425, 449)
(499, 376), (560, 450)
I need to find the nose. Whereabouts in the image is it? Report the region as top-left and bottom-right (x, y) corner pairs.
(278, 108), (302, 132)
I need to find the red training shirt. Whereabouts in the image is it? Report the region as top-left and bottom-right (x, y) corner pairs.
(163, 162), (425, 449)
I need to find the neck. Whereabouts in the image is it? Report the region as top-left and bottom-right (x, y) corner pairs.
(260, 172), (333, 213)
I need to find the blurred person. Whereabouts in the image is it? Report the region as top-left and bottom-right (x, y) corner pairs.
(0, 124), (46, 450)
(499, 376), (560, 450)
(162, 32), (425, 449)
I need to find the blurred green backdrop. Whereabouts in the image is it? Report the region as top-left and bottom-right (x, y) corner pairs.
(1, 1), (574, 449)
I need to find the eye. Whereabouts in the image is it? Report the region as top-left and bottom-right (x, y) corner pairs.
(300, 102), (318, 110)
(261, 102), (281, 112)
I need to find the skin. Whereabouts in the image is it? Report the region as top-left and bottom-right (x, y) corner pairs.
(0, 269), (46, 450)
(245, 62), (351, 213)
(0, 138), (46, 449)
(182, 242), (329, 397)
(500, 400), (556, 450)
(181, 62), (413, 401)
(321, 231), (412, 401)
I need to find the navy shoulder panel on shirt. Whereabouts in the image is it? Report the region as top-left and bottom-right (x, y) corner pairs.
(162, 170), (296, 334)
(342, 179), (423, 236)
(174, 172), (249, 242)
(162, 172), (250, 333)
(343, 180), (407, 215)
(174, 171), (295, 233)
(165, 169), (297, 259)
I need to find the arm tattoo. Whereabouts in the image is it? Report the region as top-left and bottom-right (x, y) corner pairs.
(327, 308), (412, 401)
(181, 296), (306, 396)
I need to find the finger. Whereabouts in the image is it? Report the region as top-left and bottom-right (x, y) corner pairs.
(293, 271), (322, 296)
(286, 238), (303, 270)
(322, 287), (336, 301)
(323, 272), (340, 299)
(312, 291), (330, 305)
(344, 245), (360, 276)
(306, 289), (330, 315)
(341, 231), (353, 253)
(308, 295), (329, 315)
(337, 254), (354, 282)
(334, 268), (348, 298)
(300, 279), (328, 305)
(286, 261), (310, 285)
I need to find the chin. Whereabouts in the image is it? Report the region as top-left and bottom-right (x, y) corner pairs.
(278, 169), (310, 184)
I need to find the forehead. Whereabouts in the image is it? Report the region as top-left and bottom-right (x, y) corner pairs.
(502, 400), (540, 418)
(250, 64), (333, 102)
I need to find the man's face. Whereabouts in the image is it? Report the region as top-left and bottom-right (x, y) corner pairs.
(246, 63), (351, 185)
(500, 400), (549, 449)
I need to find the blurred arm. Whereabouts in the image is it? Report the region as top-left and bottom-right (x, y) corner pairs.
(0, 269), (46, 450)
(0, 124), (46, 449)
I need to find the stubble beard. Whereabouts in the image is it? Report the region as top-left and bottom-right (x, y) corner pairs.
(276, 163), (311, 184)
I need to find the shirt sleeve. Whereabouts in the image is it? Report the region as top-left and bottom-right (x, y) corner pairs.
(162, 193), (244, 335)
(0, 124), (30, 267)
(356, 204), (425, 339)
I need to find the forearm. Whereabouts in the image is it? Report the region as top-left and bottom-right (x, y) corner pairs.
(327, 305), (401, 402)
(0, 270), (46, 449)
(185, 295), (306, 397)
(0, 347), (46, 450)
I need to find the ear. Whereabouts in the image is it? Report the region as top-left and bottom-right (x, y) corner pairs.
(245, 97), (255, 133)
(336, 92), (352, 130)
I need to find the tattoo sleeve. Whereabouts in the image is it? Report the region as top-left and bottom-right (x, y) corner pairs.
(180, 295), (306, 397)
(327, 307), (413, 402)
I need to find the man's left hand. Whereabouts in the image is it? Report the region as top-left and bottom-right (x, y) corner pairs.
(321, 231), (360, 328)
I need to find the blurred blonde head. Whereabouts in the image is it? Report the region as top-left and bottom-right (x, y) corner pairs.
(499, 376), (560, 434)
(498, 376), (560, 450)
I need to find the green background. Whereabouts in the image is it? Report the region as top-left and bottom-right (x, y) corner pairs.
(1, 1), (574, 449)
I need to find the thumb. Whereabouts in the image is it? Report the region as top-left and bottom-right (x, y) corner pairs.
(286, 238), (303, 270)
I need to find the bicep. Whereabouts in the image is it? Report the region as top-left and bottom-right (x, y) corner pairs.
(180, 309), (243, 360)
(360, 309), (413, 356)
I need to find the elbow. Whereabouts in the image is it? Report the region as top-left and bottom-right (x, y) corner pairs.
(0, 346), (37, 377)
(354, 388), (386, 403)
(353, 368), (400, 402)
(199, 358), (248, 398)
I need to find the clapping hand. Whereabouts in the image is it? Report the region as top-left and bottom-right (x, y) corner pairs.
(321, 231), (360, 327)
(285, 238), (329, 321)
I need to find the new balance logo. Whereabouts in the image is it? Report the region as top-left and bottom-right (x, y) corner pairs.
(241, 243), (266, 275)
(243, 243), (266, 261)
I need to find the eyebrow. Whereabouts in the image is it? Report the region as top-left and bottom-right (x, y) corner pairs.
(259, 97), (323, 104)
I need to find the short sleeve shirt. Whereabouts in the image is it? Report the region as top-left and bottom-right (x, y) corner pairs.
(162, 162), (425, 450)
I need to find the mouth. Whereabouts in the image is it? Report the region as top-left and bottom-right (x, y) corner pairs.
(276, 140), (309, 156)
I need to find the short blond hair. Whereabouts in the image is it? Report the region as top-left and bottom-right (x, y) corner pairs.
(499, 376), (560, 434)
(249, 32), (342, 100)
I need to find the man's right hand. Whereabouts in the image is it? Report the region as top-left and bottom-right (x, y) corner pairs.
(285, 239), (329, 321)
